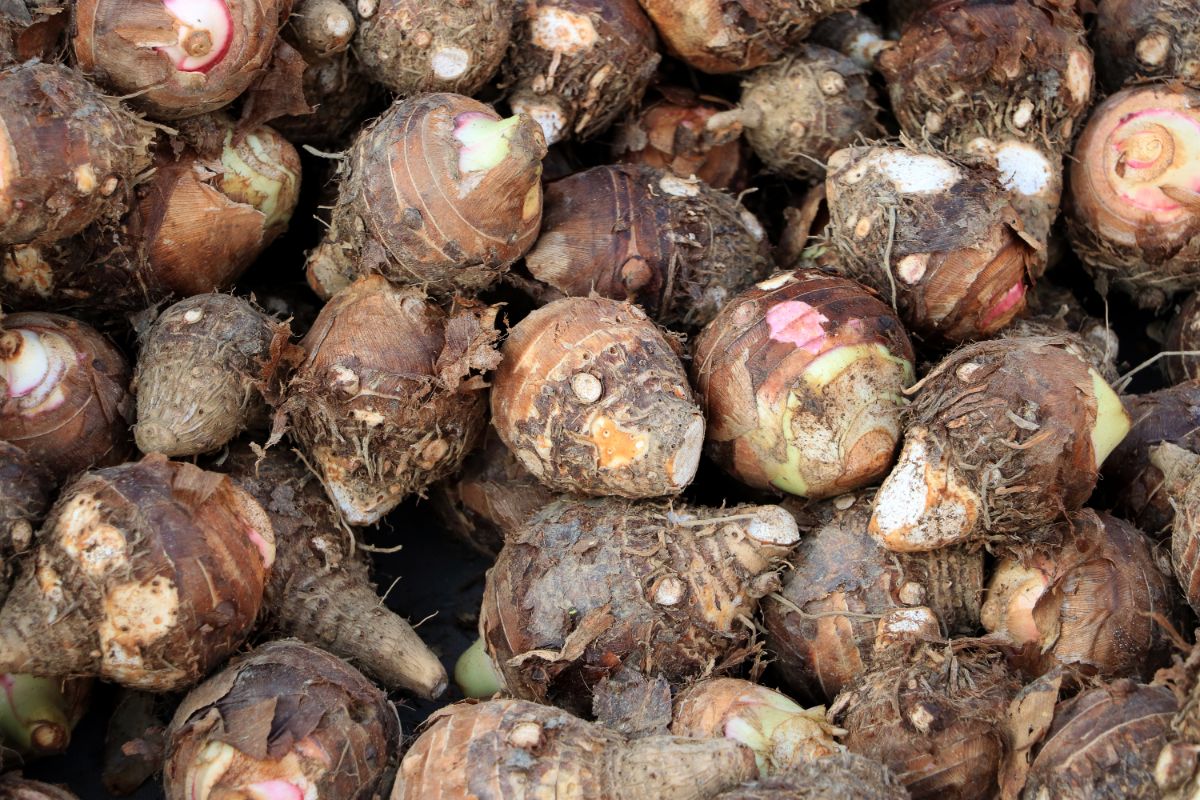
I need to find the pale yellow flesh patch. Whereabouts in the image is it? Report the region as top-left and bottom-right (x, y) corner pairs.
(1088, 368), (1130, 468)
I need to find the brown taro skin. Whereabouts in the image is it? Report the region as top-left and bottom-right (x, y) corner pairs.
(0, 776), (80, 800)
(164, 641), (398, 800)
(72, 0), (291, 119)
(269, 52), (376, 148)
(712, 752), (910, 800)
(1168, 293), (1200, 383)
(479, 498), (798, 714)
(1093, 0), (1200, 91)
(692, 269), (914, 499)
(504, 0), (660, 145)
(0, 313), (133, 476)
(1024, 681), (1177, 800)
(0, 442), (52, 605)
(490, 297), (705, 498)
(0, 455), (274, 692)
(763, 491), (983, 704)
(305, 93), (546, 298)
(394, 698), (757, 800)
(524, 165), (772, 329)
(0, 62), (154, 247)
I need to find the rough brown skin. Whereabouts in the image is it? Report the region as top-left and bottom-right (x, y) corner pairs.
(288, 0), (355, 58)
(636, 0), (864, 74)
(284, 275), (499, 526)
(223, 443), (449, 698)
(878, 0), (1093, 245)
(394, 698), (758, 800)
(982, 509), (1175, 681)
(431, 427), (557, 558)
(1167, 293), (1200, 383)
(1093, 0), (1200, 91)
(0, 455), (273, 691)
(0, 776), (79, 800)
(524, 165), (772, 329)
(692, 269), (915, 499)
(133, 295), (292, 457)
(0, 0), (67, 65)
(354, 0), (513, 94)
(72, 0), (292, 119)
(764, 491), (983, 704)
(480, 498), (798, 714)
(1067, 85), (1200, 309)
(101, 689), (171, 796)
(490, 297), (704, 498)
(306, 93), (546, 299)
(0, 443), (51, 605)
(834, 641), (1019, 800)
(268, 51), (376, 148)
(1024, 680), (1177, 800)
(808, 10), (892, 70)
(164, 640), (398, 800)
(504, 0), (659, 145)
(711, 753), (911, 800)
(0, 62), (154, 247)
(1009, 281), (1122, 382)
(612, 87), (748, 191)
(1150, 443), (1200, 615)
(1099, 382), (1200, 536)
(716, 46), (879, 181)
(0, 312), (133, 476)
(825, 145), (1038, 343)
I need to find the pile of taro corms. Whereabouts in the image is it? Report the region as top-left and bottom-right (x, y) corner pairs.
(9, 0), (1200, 799)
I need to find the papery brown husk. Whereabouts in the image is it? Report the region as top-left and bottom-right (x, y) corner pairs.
(394, 698), (757, 800)
(1092, 0), (1200, 91)
(354, 0), (513, 95)
(164, 640), (398, 800)
(479, 498), (796, 714)
(269, 51), (377, 148)
(133, 294), (293, 457)
(0, 0), (67, 65)
(101, 689), (171, 796)
(490, 296), (704, 498)
(712, 752), (910, 800)
(764, 491), (983, 704)
(692, 269), (914, 498)
(524, 165), (772, 329)
(1007, 281), (1121, 382)
(636, 0), (864, 74)
(1151, 442), (1200, 614)
(284, 275), (499, 525)
(612, 86), (748, 191)
(0, 775), (79, 800)
(1023, 680), (1177, 800)
(0, 442), (51, 562)
(72, 0), (292, 119)
(305, 93), (545, 298)
(0, 312), (133, 475)
(825, 145), (1038, 343)
(835, 641), (1019, 800)
(984, 509), (1175, 681)
(1166, 292), (1200, 383)
(504, 0), (659, 144)
(0, 455), (272, 691)
(0, 62), (154, 246)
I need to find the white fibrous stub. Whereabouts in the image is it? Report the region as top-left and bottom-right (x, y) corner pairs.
(431, 47), (470, 79)
(658, 173), (701, 197)
(846, 32), (882, 68)
(884, 607), (936, 633)
(739, 208), (766, 241)
(530, 6), (598, 55)
(654, 576), (685, 606)
(756, 273), (794, 291)
(873, 150), (961, 194)
(897, 253), (929, 285)
(1065, 49), (1093, 106)
(994, 141), (1052, 197)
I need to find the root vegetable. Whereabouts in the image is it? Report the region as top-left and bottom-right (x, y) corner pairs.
(431, 428), (557, 558)
(0, 443), (51, 604)
(72, 0), (291, 119)
(1066, 84), (1200, 309)
(0, 776), (78, 800)
(225, 443), (448, 698)
(0, 675), (89, 758)
(504, 0), (659, 145)
(981, 509), (1174, 680)
(764, 491), (983, 703)
(284, 275), (499, 525)
(1007, 282), (1121, 382)
(869, 336), (1130, 552)
(692, 269), (914, 499)
(1149, 442), (1200, 614)
(0, 455), (274, 691)
(164, 640), (398, 800)
(354, 0), (512, 95)
(288, 0), (355, 58)
(635, 0), (863, 74)
(714, 757), (909, 799)
(711, 46), (879, 181)
(1093, 0), (1200, 91)
(133, 294), (292, 457)
(1, 313), (133, 475)
(305, 94), (546, 299)
(523, 166), (772, 329)
(268, 51), (375, 147)
(102, 690), (170, 796)
(809, 11), (893, 70)
(0, 0), (68, 65)
(878, 0), (1094, 245)
(1167, 293), (1200, 383)
(479, 498), (799, 712)
(671, 678), (842, 776)
(394, 698), (758, 800)
(825, 145), (1039, 342)
(611, 87), (748, 191)
(0, 62), (154, 246)
(490, 297), (704, 497)
(1026, 680), (1177, 800)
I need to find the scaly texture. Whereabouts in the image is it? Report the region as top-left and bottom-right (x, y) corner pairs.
(1166, 293), (1200, 382)
(712, 752), (910, 799)
(1093, 0), (1200, 91)
(269, 51), (376, 148)
(1150, 443), (1200, 614)
(0, 442), (51, 604)
(480, 498), (798, 713)
(524, 165), (772, 329)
